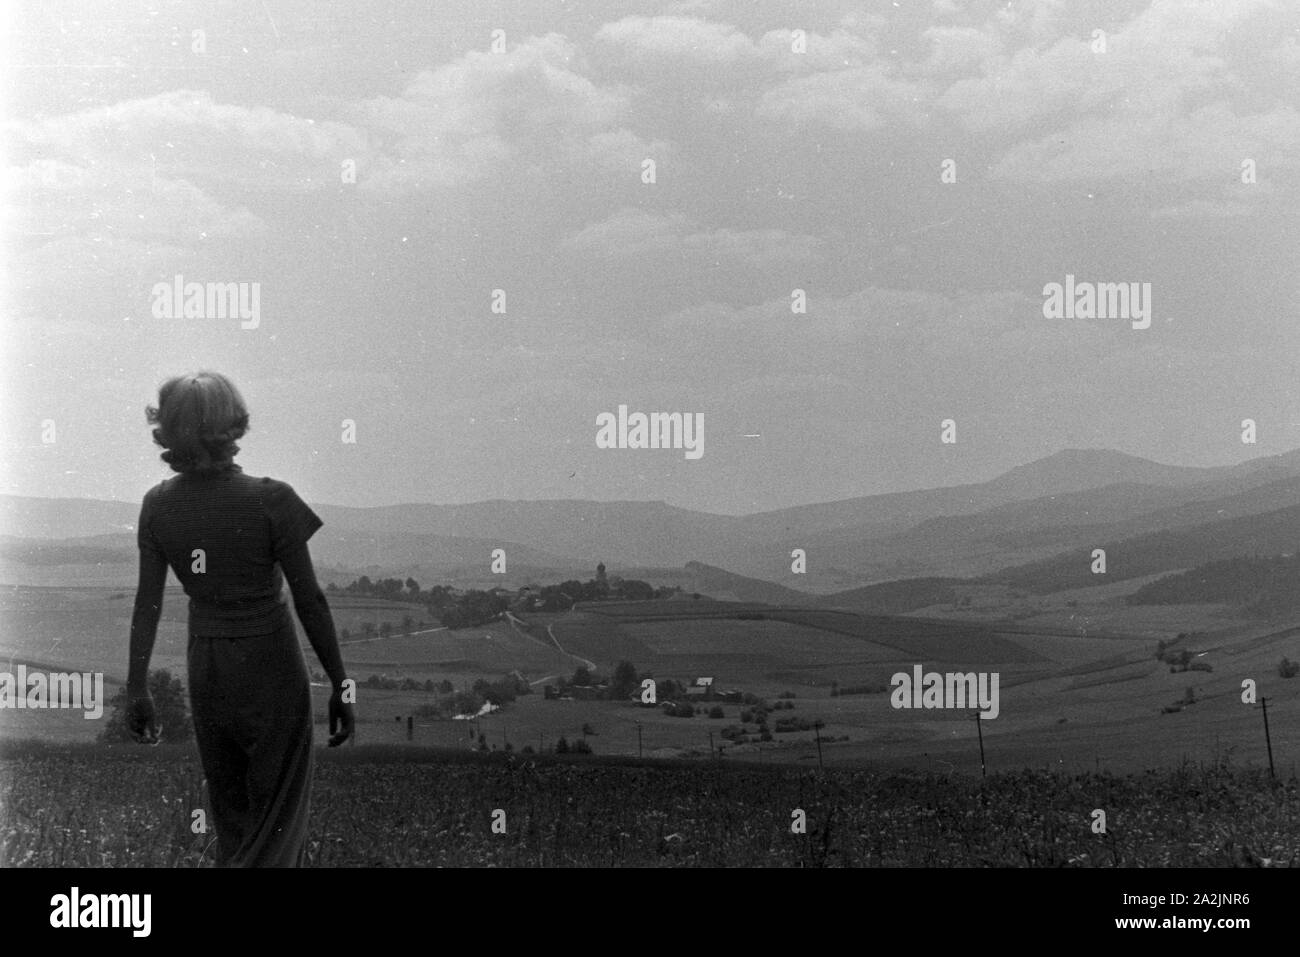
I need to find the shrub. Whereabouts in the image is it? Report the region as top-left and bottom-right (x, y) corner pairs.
(708, 706), (724, 719)
(1188, 661), (1212, 672)
(739, 709), (754, 723)
(774, 716), (814, 733)
(582, 723), (596, 736)
(777, 691), (796, 699)
(1279, 657), (1300, 679)
(572, 739), (592, 755)
(555, 736), (570, 754)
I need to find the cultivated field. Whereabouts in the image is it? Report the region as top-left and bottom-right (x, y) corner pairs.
(2, 586), (1299, 777)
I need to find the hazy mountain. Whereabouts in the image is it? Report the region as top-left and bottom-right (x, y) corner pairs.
(794, 453), (1300, 582)
(4, 447), (1299, 590)
(988, 502), (1300, 594)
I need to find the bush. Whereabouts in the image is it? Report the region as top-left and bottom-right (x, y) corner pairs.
(739, 709), (754, 723)
(582, 722), (596, 736)
(1188, 661), (1212, 672)
(555, 736), (570, 754)
(759, 727), (773, 742)
(708, 706), (725, 719)
(99, 669), (193, 744)
(572, 739), (592, 755)
(774, 716), (814, 733)
(777, 691), (796, 699)
(1279, 657), (1300, 679)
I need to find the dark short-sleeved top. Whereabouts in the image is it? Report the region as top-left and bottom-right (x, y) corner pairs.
(136, 466), (323, 637)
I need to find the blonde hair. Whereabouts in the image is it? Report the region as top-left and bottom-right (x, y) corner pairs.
(145, 372), (249, 474)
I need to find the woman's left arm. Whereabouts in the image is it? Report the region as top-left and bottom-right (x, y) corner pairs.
(127, 548), (168, 693)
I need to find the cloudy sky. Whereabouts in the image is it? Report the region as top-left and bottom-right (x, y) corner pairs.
(4, 0), (1299, 514)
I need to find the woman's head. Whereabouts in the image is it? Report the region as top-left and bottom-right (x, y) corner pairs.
(146, 372), (249, 474)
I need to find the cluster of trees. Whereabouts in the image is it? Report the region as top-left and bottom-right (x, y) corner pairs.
(361, 674), (455, 693)
(1155, 636), (1213, 673)
(552, 661), (645, 699)
(340, 616), (425, 641)
(553, 736), (593, 755)
(332, 576), (429, 601)
(532, 577), (679, 612)
(99, 670), (193, 744)
(331, 570), (680, 628)
(439, 590), (509, 629)
(330, 576), (507, 630)
(830, 680), (890, 697)
(419, 675), (531, 718)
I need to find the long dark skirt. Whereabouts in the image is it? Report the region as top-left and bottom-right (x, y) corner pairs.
(187, 615), (314, 867)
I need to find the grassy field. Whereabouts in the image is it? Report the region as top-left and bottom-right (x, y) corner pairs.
(2, 741), (1296, 867)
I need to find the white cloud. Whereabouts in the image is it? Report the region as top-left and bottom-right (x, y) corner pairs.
(758, 64), (935, 129)
(565, 207), (819, 265)
(356, 33), (657, 190)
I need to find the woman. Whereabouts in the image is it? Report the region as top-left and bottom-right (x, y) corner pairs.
(125, 371), (355, 867)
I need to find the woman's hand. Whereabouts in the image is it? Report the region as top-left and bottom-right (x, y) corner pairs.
(127, 690), (161, 744)
(328, 683), (355, 747)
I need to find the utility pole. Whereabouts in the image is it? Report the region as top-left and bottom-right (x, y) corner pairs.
(637, 722), (643, 759)
(814, 720), (824, 772)
(973, 710), (986, 779)
(1262, 696), (1276, 781)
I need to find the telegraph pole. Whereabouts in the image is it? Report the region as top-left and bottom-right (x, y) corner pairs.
(1262, 696), (1276, 781)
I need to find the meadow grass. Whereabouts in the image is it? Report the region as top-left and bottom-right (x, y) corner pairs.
(2, 740), (1296, 867)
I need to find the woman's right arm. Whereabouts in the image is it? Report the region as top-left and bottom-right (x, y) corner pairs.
(279, 542), (354, 745)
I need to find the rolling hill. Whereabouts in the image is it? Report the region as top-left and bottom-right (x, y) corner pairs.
(5, 446), (1300, 592)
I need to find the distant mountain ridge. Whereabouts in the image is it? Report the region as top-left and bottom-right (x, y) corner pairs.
(4, 446), (1300, 592)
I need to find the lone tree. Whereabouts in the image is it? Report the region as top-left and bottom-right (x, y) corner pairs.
(610, 660), (638, 699)
(99, 669), (193, 744)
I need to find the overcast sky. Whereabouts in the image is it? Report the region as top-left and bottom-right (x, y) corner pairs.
(4, 0), (1299, 514)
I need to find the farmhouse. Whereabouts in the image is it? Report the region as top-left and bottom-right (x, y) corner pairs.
(685, 676), (715, 700)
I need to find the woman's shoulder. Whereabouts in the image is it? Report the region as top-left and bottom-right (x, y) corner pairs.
(234, 472), (304, 504)
(240, 472), (294, 490)
(141, 475), (177, 503)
